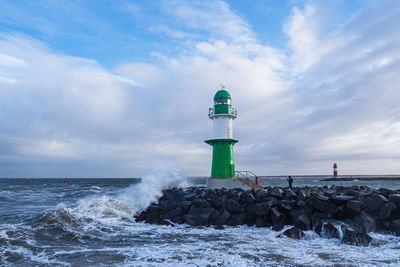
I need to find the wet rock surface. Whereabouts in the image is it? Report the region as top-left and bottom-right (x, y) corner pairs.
(135, 185), (400, 246)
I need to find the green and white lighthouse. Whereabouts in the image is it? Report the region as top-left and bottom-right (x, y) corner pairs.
(205, 87), (247, 189)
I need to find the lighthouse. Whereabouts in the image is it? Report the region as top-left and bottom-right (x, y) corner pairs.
(205, 87), (247, 189)
(333, 163), (338, 178)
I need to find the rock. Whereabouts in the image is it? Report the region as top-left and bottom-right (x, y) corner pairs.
(214, 225), (224, 230)
(379, 202), (397, 220)
(162, 207), (182, 220)
(135, 211), (147, 222)
(390, 219), (400, 236)
(330, 195), (353, 206)
(346, 200), (363, 214)
(183, 213), (210, 226)
(159, 199), (175, 211)
(341, 229), (372, 246)
(363, 194), (388, 213)
(188, 205), (201, 214)
(289, 206), (312, 222)
(315, 221), (323, 235)
(206, 190), (218, 203)
(192, 198), (210, 208)
(244, 191), (256, 204)
(227, 213), (246, 226)
(284, 191), (297, 200)
(224, 199), (243, 213)
(255, 189), (267, 201)
(247, 202), (271, 216)
(183, 193), (198, 201)
(297, 189), (310, 201)
(311, 212), (331, 228)
(279, 200), (296, 211)
(293, 214), (311, 231)
(267, 188), (283, 199)
(214, 210), (231, 225)
(281, 227), (304, 239)
(177, 201), (192, 213)
(270, 207), (286, 230)
(345, 212), (377, 233)
(308, 195), (338, 215)
(322, 223), (339, 239)
(145, 212), (161, 224)
(263, 197), (279, 209)
(389, 194), (400, 206)
(213, 194), (227, 209)
(171, 216), (183, 224)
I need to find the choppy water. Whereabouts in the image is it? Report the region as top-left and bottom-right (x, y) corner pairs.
(1, 170), (400, 266)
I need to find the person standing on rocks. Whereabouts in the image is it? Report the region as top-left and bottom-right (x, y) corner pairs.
(287, 176), (293, 191)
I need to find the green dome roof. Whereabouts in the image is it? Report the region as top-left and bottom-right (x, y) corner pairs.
(214, 89), (231, 100)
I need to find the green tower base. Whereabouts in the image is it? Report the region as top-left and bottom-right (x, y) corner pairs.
(205, 138), (238, 178)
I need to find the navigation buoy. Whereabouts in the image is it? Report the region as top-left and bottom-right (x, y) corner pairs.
(64, 178), (67, 183)
(333, 163), (338, 178)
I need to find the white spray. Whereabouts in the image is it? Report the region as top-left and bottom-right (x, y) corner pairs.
(71, 164), (187, 224)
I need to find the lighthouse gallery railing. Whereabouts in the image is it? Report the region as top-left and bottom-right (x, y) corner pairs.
(208, 107), (237, 117)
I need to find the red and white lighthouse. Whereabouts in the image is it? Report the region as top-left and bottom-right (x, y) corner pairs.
(333, 163), (338, 178)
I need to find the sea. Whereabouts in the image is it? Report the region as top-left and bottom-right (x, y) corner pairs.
(1, 169), (400, 266)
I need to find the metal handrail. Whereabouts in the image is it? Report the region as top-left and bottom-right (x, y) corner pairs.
(235, 170), (258, 179)
(208, 107), (237, 117)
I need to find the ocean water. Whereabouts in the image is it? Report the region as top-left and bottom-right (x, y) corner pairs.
(1, 171), (400, 266)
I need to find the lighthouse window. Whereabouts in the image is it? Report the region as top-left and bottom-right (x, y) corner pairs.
(215, 99), (231, 105)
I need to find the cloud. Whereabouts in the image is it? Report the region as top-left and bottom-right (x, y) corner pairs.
(1, 1), (400, 177)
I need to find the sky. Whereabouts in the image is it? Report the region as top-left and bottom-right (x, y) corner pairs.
(0, 0), (400, 178)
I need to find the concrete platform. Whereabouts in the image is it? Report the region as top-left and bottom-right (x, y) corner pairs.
(206, 177), (250, 190)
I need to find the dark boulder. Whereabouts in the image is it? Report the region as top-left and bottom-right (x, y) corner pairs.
(183, 193), (198, 201)
(345, 212), (377, 233)
(135, 211), (147, 222)
(321, 223), (339, 239)
(308, 195), (338, 214)
(267, 188), (283, 199)
(279, 200), (296, 212)
(214, 210), (231, 225)
(177, 201), (192, 213)
(363, 194), (388, 213)
(289, 206), (312, 222)
(390, 219), (400, 236)
(243, 191), (256, 204)
(284, 191), (297, 200)
(162, 207), (182, 220)
(255, 189), (267, 201)
(188, 205), (201, 214)
(227, 213), (246, 226)
(270, 207), (286, 231)
(297, 189), (310, 201)
(311, 212), (331, 228)
(224, 199), (244, 213)
(346, 200), (363, 214)
(159, 199), (175, 211)
(192, 198), (210, 208)
(379, 202), (397, 220)
(247, 202), (271, 216)
(330, 195), (353, 206)
(293, 214), (311, 231)
(183, 213), (210, 226)
(389, 194), (400, 206)
(280, 227), (304, 239)
(341, 229), (372, 246)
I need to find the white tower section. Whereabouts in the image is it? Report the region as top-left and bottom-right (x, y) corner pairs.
(212, 115), (234, 139)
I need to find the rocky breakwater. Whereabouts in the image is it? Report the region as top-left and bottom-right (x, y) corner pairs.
(135, 185), (400, 246)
